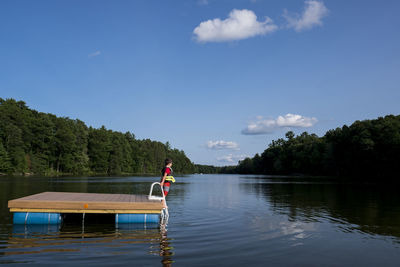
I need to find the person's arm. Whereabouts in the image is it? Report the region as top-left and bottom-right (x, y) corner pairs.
(160, 172), (167, 187)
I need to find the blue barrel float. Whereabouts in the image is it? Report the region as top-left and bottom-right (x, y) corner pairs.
(116, 213), (160, 224)
(12, 212), (160, 225)
(13, 212), (62, 224)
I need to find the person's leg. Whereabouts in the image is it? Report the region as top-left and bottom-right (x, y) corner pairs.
(162, 183), (170, 208)
(163, 182), (170, 197)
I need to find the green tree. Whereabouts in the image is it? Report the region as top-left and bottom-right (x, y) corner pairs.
(0, 141), (12, 173)
(88, 126), (112, 174)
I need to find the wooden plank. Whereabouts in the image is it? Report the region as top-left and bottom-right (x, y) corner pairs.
(122, 194), (132, 202)
(8, 200), (162, 210)
(136, 195), (146, 202)
(10, 208), (162, 214)
(9, 192), (155, 202)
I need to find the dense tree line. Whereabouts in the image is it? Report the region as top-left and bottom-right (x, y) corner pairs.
(0, 98), (195, 175)
(232, 115), (400, 178)
(194, 164), (236, 174)
(194, 164), (219, 174)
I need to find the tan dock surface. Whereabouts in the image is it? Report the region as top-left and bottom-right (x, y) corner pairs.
(8, 192), (163, 214)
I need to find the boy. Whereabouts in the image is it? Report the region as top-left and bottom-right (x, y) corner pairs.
(160, 158), (174, 209)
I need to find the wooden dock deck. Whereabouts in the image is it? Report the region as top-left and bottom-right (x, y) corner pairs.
(8, 192), (163, 214)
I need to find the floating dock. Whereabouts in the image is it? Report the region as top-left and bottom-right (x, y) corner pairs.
(8, 191), (164, 225)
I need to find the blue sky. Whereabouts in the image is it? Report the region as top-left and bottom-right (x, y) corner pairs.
(1, 0), (399, 166)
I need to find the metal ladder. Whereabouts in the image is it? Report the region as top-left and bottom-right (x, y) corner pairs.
(148, 182), (169, 225)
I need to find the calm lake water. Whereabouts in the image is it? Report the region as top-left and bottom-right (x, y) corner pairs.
(1, 174), (400, 266)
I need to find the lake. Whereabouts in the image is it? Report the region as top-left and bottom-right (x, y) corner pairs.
(1, 174), (400, 266)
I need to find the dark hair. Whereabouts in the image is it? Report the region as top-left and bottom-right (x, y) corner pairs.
(165, 158), (173, 165)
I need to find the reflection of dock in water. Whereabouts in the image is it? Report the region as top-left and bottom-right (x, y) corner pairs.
(5, 223), (173, 265)
(8, 191), (163, 224)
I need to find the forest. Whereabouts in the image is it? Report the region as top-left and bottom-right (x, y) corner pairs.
(227, 114), (400, 178)
(0, 98), (195, 176)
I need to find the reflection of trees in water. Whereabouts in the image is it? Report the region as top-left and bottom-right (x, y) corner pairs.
(241, 179), (400, 239)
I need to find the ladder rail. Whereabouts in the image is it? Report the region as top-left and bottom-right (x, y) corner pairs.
(148, 182), (166, 201)
(148, 182), (169, 224)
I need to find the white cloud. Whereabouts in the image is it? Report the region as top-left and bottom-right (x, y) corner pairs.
(276, 114), (317, 127)
(242, 114), (318, 135)
(206, 140), (239, 150)
(217, 154), (249, 163)
(283, 1), (328, 32)
(193, 9), (278, 43)
(88, 50), (101, 58)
